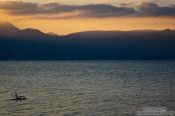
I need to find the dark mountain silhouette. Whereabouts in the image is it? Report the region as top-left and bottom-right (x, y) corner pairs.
(0, 22), (21, 37)
(0, 22), (55, 39)
(21, 28), (52, 39)
(0, 22), (175, 60)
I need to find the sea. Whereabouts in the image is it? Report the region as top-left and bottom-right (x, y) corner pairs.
(0, 61), (175, 116)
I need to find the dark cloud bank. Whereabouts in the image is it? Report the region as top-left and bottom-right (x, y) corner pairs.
(0, 1), (175, 18)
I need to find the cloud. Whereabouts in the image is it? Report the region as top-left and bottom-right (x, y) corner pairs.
(137, 2), (175, 17)
(0, 1), (175, 18)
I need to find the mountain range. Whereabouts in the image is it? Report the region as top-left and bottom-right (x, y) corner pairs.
(0, 22), (175, 60)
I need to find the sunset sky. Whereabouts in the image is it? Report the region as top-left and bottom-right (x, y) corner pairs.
(0, 0), (175, 35)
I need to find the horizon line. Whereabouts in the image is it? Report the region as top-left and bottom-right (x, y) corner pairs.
(1, 21), (175, 36)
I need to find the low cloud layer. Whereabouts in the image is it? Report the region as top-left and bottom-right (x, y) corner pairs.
(0, 1), (175, 18)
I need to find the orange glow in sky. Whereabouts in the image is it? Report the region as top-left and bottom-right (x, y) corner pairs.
(0, 0), (175, 35)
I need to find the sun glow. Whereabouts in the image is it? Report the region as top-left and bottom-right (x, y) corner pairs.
(0, 0), (175, 35)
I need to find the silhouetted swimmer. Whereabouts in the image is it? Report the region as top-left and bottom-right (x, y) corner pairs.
(11, 92), (27, 101)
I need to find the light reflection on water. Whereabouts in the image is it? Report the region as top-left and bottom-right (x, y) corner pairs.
(0, 61), (175, 116)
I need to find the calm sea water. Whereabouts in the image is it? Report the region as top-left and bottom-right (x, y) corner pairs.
(0, 61), (175, 116)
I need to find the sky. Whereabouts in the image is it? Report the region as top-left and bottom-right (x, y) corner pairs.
(0, 0), (175, 35)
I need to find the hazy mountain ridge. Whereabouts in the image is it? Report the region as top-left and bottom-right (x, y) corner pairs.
(0, 22), (175, 60)
(0, 22), (59, 40)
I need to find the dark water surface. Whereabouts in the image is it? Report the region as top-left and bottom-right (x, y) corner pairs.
(0, 61), (175, 116)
